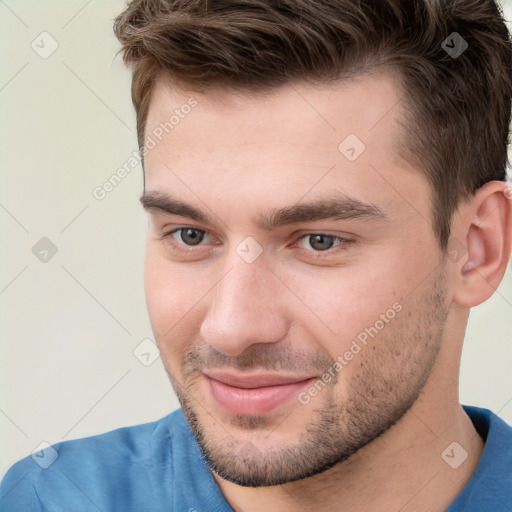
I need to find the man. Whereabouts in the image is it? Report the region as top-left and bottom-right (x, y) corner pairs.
(1, 0), (511, 510)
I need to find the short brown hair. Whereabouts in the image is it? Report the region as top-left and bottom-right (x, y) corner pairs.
(113, 0), (512, 251)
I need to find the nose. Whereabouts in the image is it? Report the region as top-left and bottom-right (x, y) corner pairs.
(199, 251), (289, 357)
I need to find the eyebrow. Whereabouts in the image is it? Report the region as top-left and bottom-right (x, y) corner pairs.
(140, 191), (389, 230)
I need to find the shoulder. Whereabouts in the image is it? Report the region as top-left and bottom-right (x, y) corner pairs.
(0, 409), (186, 511)
(448, 405), (512, 512)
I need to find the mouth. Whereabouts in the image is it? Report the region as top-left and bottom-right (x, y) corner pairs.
(202, 370), (317, 416)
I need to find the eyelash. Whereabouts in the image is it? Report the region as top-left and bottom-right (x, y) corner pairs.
(160, 227), (354, 258)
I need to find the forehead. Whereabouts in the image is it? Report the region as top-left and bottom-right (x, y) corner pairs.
(143, 70), (429, 224)
(145, 69), (405, 153)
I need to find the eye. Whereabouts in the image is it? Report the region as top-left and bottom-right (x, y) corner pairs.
(295, 233), (352, 253)
(305, 234), (336, 251)
(176, 228), (205, 246)
(160, 227), (211, 249)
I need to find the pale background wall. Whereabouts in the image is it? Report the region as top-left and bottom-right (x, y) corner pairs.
(0, 0), (511, 478)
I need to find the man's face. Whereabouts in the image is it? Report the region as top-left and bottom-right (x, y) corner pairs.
(142, 71), (451, 486)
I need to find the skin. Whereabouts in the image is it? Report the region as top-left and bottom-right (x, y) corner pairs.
(141, 69), (512, 511)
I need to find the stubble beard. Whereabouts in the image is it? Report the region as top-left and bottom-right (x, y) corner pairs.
(167, 264), (450, 487)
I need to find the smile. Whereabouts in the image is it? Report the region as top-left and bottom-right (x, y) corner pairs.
(203, 371), (317, 416)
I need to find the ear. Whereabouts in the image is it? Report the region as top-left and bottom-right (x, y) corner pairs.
(450, 180), (512, 308)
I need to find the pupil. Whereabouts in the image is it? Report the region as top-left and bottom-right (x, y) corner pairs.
(310, 234), (333, 251)
(181, 229), (204, 245)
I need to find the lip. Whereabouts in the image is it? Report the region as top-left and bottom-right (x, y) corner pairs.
(203, 371), (316, 416)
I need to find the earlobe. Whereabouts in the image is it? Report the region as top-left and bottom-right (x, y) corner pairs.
(452, 181), (512, 308)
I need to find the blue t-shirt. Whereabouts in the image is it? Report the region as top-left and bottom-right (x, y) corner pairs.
(0, 405), (510, 511)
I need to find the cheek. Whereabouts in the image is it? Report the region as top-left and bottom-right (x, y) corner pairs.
(143, 246), (206, 345)
(282, 252), (416, 362)
(287, 265), (400, 336)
